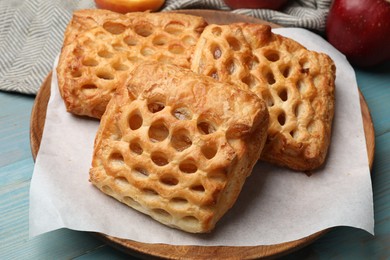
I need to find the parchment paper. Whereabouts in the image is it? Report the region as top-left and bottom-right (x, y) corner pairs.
(29, 28), (374, 246)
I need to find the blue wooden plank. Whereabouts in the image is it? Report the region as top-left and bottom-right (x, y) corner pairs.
(0, 181), (30, 248)
(2, 229), (106, 259)
(0, 162), (106, 259)
(356, 62), (390, 137)
(0, 91), (34, 168)
(0, 158), (33, 187)
(74, 245), (134, 260)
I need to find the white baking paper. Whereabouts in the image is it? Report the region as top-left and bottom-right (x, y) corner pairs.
(29, 28), (374, 246)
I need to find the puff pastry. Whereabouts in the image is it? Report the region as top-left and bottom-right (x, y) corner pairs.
(57, 9), (207, 118)
(191, 23), (336, 171)
(89, 61), (269, 233)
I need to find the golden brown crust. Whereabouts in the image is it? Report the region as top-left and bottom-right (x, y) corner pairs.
(89, 61), (269, 233)
(191, 23), (336, 171)
(57, 9), (208, 118)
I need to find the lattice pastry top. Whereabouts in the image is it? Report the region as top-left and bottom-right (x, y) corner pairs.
(89, 61), (269, 233)
(57, 9), (207, 118)
(191, 23), (336, 171)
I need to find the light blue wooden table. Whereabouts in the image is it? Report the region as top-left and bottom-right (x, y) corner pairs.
(0, 55), (389, 258)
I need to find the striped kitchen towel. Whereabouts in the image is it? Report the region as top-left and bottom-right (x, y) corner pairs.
(0, 0), (331, 95)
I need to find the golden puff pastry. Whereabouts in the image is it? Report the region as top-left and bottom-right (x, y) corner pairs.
(191, 23), (336, 171)
(89, 61), (269, 233)
(57, 9), (207, 118)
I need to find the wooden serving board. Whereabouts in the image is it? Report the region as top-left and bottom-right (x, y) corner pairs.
(29, 10), (375, 259)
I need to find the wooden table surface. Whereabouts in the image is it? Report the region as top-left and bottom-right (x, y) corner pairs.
(0, 46), (389, 260)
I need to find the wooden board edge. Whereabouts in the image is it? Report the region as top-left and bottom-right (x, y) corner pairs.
(30, 71), (52, 159)
(359, 93), (375, 169)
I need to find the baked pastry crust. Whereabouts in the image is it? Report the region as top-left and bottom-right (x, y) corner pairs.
(57, 9), (207, 118)
(191, 23), (336, 171)
(89, 61), (269, 233)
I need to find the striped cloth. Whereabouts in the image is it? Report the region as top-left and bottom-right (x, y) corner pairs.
(0, 0), (331, 95)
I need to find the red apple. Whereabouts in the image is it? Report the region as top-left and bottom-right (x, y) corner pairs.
(326, 0), (390, 67)
(224, 0), (288, 10)
(94, 0), (165, 13)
